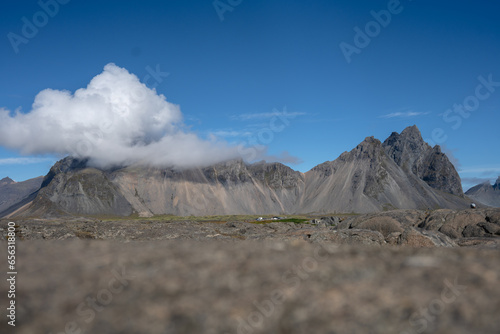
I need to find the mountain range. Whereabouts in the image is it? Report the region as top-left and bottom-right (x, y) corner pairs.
(466, 177), (500, 207)
(0, 125), (475, 218)
(0, 176), (43, 213)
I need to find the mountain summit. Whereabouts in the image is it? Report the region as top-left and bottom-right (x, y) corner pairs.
(382, 125), (463, 196)
(0, 177), (15, 186)
(2, 125), (471, 217)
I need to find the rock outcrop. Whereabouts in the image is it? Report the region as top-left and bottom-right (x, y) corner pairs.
(335, 208), (500, 246)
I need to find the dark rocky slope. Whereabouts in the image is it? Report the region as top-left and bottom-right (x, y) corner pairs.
(16, 157), (133, 217)
(383, 125), (463, 196)
(301, 134), (467, 213)
(0, 176), (43, 213)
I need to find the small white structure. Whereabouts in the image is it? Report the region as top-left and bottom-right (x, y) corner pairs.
(470, 203), (477, 209)
(256, 217), (264, 221)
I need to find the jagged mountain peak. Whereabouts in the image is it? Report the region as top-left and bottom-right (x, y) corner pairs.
(336, 136), (384, 163)
(382, 125), (463, 196)
(400, 124), (423, 138)
(360, 136), (379, 145)
(495, 176), (500, 189)
(383, 125), (430, 166)
(40, 156), (89, 189)
(313, 136), (385, 172)
(53, 156), (89, 172)
(0, 177), (15, 186)
(356, 136), (382, 152)
(383, 125), (425, 147)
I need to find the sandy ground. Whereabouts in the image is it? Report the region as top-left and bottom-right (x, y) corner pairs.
(0, 236), (499, 334)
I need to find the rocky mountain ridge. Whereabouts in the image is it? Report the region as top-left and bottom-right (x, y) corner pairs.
(0, 175), (43, 213)
(382, 125), (463, 196)
(1, 125), (471, 217)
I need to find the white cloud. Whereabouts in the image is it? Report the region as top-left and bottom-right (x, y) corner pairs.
(461, 177), (494, 185)
(379, 111), (430, 118)
(0, 64), (303, 169)
(211, 130), (253, 138)
(459, 167), (500, 174)
(232, 109), (306, 121)
(0, 157), (53, 165)
(0, 63), (241, 169)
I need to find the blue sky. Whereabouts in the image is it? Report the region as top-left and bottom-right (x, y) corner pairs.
(0, 0), (499, 191)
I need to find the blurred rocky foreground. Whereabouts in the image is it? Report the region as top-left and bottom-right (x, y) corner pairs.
(1, 208), (500, 334)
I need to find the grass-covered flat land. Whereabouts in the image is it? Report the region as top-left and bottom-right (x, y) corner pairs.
(97, 213), (320, 223)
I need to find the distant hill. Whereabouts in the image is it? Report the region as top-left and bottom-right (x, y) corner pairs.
(466, 177), (500, 207)
(2, 125), (472, 218)
(0, 176), (44, 213)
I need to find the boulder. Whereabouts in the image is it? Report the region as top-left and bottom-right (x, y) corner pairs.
(357, 216), (404, 237)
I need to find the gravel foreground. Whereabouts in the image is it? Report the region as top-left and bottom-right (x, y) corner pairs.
(1, 210), (500, 334)
(0, 238), (500, 334)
